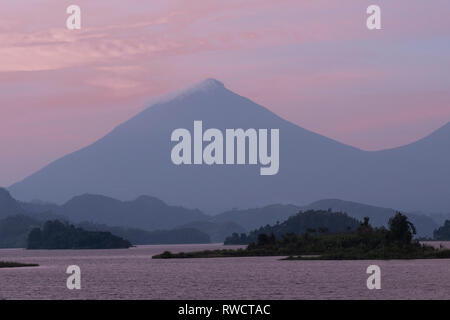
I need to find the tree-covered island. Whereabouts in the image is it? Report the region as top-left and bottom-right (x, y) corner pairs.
(153, 211), (450, 260)
(27, 220), (132, 249)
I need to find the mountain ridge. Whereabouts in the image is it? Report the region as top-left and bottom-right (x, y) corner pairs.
(7, 79), (450, 213)
(0, 187), (443, 238)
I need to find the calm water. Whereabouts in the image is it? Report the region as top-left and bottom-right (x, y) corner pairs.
(1, 243), (450, 300)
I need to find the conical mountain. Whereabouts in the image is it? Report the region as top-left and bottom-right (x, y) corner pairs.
(8, 79), (450, 213)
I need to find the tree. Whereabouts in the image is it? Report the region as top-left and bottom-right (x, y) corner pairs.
(387, 212), (416, 244)
(27, 228), (42, 249)
(318, 227), (329, 234)
(257, 233), (276, 246)
(362, 217), (370, 227)
(357, 217), (373, 234)
(433, 220), (450, 240)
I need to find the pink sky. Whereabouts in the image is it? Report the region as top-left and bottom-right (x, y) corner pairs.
(1, 0), (450, 186)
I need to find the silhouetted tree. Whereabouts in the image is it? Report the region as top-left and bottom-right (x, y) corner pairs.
(434, 220), (450, 240)
(27, 228), (42, 249)
(318, 227), (329, 234)
(387, 212), (416, 244)
(257, 233), (276, 246)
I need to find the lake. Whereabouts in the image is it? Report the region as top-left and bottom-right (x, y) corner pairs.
(1, 243), (450, 300)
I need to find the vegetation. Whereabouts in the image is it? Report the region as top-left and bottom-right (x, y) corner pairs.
(154, 212), (450, 260)
(224, 210), (360, 245)
(27, 220), (132, 249)
(154, 249), (250, 259)
(0, 261), (39, 268)
(434, 220), (450, 240)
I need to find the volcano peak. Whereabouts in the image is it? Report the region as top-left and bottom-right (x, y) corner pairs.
(182, 78), (225, 95)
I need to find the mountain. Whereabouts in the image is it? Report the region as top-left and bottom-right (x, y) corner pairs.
(55, 194), (208, 230)
(426, 212), (450, 226)
(0, 187), (65, 222)
(78, 222), (211, 245)
(0, 187), (26, 218)
(20, 199), (61, 216)
(8, 79), (450, 213)
(176, 221), (246, 243)
(0, 185), (440, 243)
(50, 193), (245, 241)
(356, 122), (450, 213)
(0, 215), (42, 248)
(0, 188), (213, 246)
(211, 204), (300, 231)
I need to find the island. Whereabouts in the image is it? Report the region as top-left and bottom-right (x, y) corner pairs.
(153, 211), (450, 260)
(0, 261), (39, 268)
(27, 220), (132, 249)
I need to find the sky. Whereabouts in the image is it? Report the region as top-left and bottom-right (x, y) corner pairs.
(1, 0), (450, 186)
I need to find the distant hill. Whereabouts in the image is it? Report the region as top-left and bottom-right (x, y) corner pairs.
(426, 212), (450, 226)
(176, 221), (245, 243)
(0, 215), (42, 248)
(19, 200), (63, 219)
(1, 188), (211, 232)
(0, 188), (25, 218)
(225, 209), (361, 244)
(304, 199), (438, 238)
(0, 187), (66, 222)
(78, 222), (211, 244)
(213, 199), (438, 238)
(56, 194), (208, 230)
(17, 192), (245, 241)
(0, 189), (213, 247)
(0, 187), (440, 242)
(0, 188), (440, 242)
(211, 204), (299, 231)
